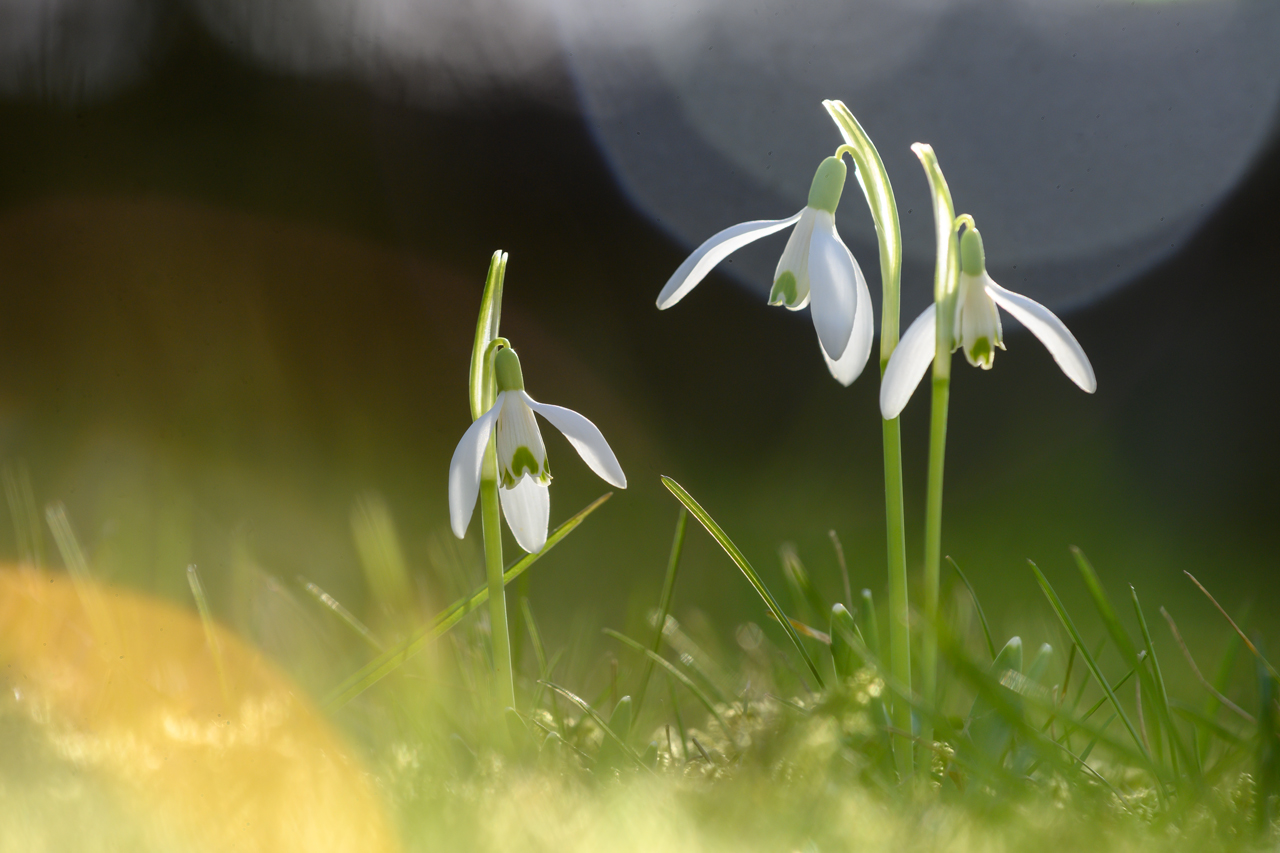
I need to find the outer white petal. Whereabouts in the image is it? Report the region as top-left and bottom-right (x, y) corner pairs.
(500, 475), (550, 554)
(521, 392), (627, 489)
(771, 207), (816, 309)
(447, 398), (501, 539)
(879, 304), (938, 420)
(656, 211), (804, 309)
(984, 280), (1097, 393)
(805, 211), (858, 360)
(820, 248), (874, 386)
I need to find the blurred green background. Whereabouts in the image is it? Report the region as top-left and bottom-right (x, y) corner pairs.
(0, 9), (1277, 702)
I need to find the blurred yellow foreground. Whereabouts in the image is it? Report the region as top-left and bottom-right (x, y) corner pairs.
(0, 566), (400, 853)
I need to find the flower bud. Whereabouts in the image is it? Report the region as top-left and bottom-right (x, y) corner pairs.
(806, 156), (847, 214)
(494, 348), (525, 392)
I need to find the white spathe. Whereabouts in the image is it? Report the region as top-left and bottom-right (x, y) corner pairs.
(448, 390), (626, 554)
(879, 274), (1096, 420)
(657, 205), (871, 386)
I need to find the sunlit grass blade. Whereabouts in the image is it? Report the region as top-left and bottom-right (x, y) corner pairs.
(540, 681), (652, 773)
(46, 501), (117, 651)
(1170, 701), (1246, 747)
(469, 250), (507, 419)
(660, 476), (824, 689)
(967, 636), (1023, 761)
(830, 604), (861, 682)
(596, 695), (634, 771)
(633, 507), (687, 724)
(1185, 571), (1280, 683)
(604, 628), (734, 743)
(3, 462), (45, 571)
(1130, 585), (1193, 777)
(829, 530), (853, 610)
(780, 544), (828, 624)
(520, 595), (552, 708)
(300, 576), (385, 652)
(1029, 559), (1150, 762)
(859, 589), (881, 660)
(648, 614), (733, 707)
(323, 493), (611, 711)
(947, 556), (996, 661)
(351, 493), (414, 621)
(187, 564), (231, 705)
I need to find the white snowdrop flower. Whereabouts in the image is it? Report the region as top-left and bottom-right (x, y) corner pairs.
(656, 156), (874, 386)
(880, 226), (1097, 419)
(448, 348), (626, 553)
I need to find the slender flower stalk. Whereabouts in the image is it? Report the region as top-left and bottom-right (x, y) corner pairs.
(451, 258), (628, 709)
(910, 144), (961, 766)
(822, 99), (912, 781)
(885, 147), (1098, 765)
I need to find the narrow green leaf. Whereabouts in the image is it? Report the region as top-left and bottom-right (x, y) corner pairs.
(469, 250), (507, 420)
(967, 636), (1023, 761)
(299, 576), (385, 652)
(910, 143), (959, 319)
(1131, 585), (1193, 777)
(780, 544), (828, 624)
(1170, 701), (1246, 747)
(947, 556), (996, 661)
(1029, 560), (1150, 762)
(633, 507), (688, 724)
(660, 476), (824, 689)
(859, 588), (881, 660)
(596, 696), (634, 771)
(831, 603), (861, 682)
(323, 493), (611, 711)
(604, 629), (733, 743)
(541, 682), (652, 773)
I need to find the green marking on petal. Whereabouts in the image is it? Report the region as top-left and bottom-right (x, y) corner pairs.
(806, 156), (847, 214)
(509, 446), (540, 479)
(770, 271), (799, 307)
(968, 337), (995, 369)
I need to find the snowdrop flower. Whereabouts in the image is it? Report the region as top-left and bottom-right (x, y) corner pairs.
(448, 347), (627, 553)
(880, 226), (1096, 419)
(656, 155), (874, 386)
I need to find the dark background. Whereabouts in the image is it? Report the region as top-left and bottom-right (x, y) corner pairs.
(0, 9), (1277, 683)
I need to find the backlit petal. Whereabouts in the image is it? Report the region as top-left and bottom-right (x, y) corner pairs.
(522, 392), (627, 489)
(879, 304), (937, 420)
(985, 280), (1097, 393)
(820, 248), (874, 386)
(447, 398), (501, 539)
(805, 211), (858, 360)
(771, 208), (816, 309)
(657, 211), (804, 309)
(500, 475), (551, 554)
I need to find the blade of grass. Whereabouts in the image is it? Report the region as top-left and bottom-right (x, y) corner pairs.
(300, 576), (385, 652)
(829, 530), (853, 611)
(668, 675), (688, 762)
(1170, 701), (1246, 747)
(660, 476), (824, 689)
(1186, 571), (1280, 682)
(1029, 560), (1150, 762)
(947, 556), (996, 661)
(1130, 586), (1193, 777)
(780, 544), (828, 624)
(603, 628), (733, 743)
(323, 493), (610, 711)
(540, 681), (653, 773)
(633, 507), (687, 724)
(187, 565), (231, 706)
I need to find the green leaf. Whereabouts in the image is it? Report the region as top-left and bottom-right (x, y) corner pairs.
(660, 476), (825, 689)
(596, 696), (634, 771)
(830, 603), (861, 682)
(633, 507), (688, 725)
(604, 629), (733, 744)
(1029, 559), (1151, 763)
(967, 636), (1023, 761)
(541, 682), (652, 773)
(469, 250), (507, 420)
(322, 492), (612, 712)
(947, 556), (996, 661)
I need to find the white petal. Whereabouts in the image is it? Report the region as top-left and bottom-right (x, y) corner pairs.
(500, 475), (550, 554)
(771, 208), (816, 310)
(805, 211), (858, 360)
(879, 304), (938, 420)
(447, 398), (501, 539)
(820, 249), (874, 386)
(495, 391), (548, 485)
(656, 212), (804, 309)
(521, 392), (627, 489)
(985, 280), (1097, 393)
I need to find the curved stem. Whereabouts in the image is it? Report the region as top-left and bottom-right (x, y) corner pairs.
(824, 100), (910, 780)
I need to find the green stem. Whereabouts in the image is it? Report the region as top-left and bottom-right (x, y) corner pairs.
(481, 445), (515, 709)
(824, 100), (911, 781)
(633, 507), (689, 724)
(920, 368), (950, 761)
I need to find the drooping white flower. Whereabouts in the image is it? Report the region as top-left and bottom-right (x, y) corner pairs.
(880, 227), (1097, 419)
(656, 155), (874, 386)
(448, 347), (627, 554)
